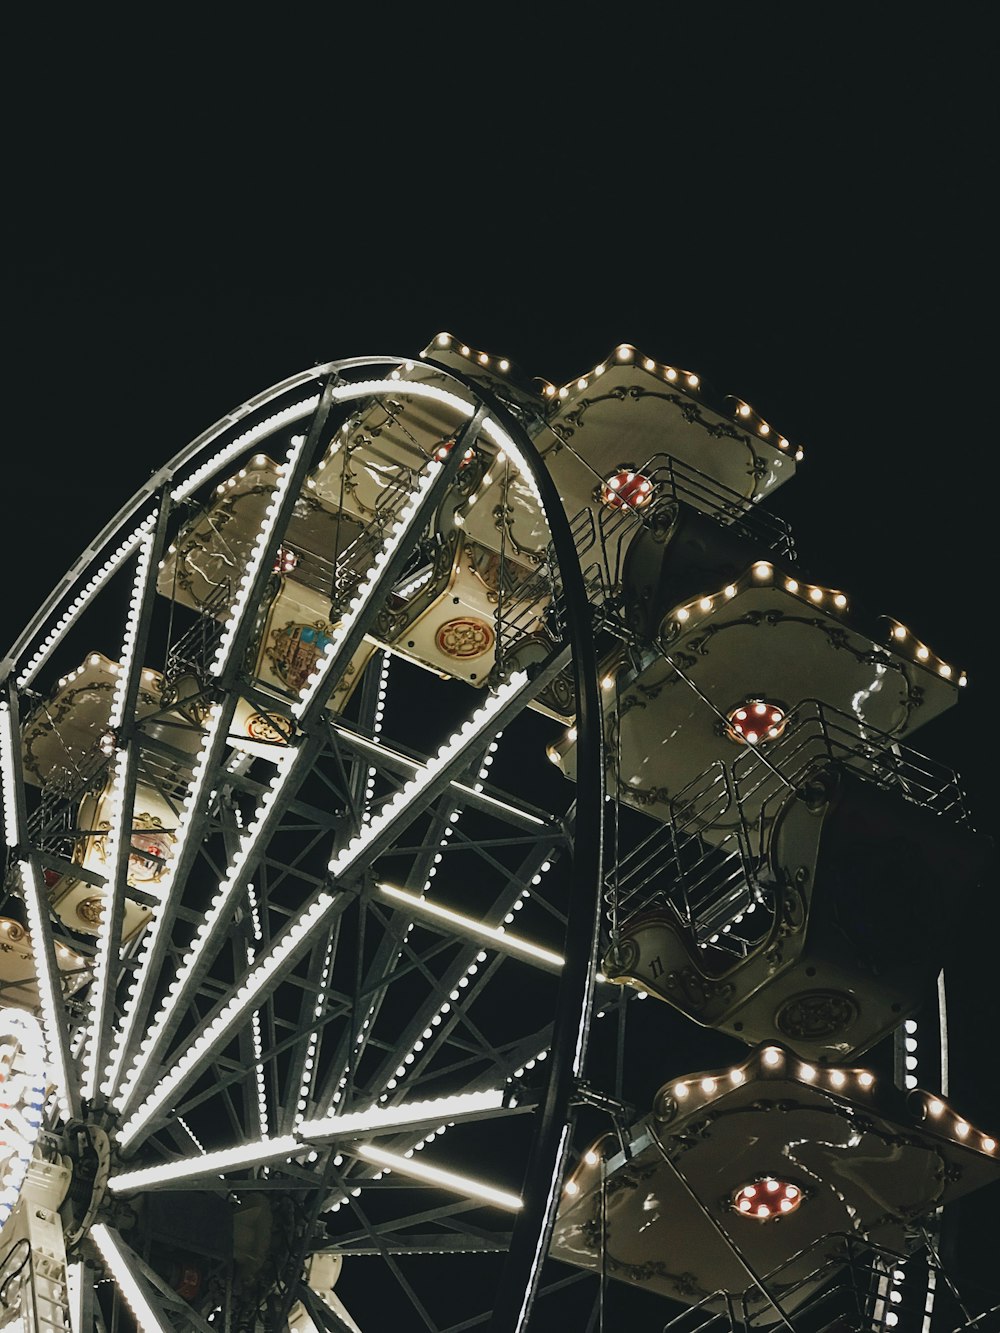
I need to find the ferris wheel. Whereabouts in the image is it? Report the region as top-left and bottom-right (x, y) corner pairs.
(0, 335), (995, 1333)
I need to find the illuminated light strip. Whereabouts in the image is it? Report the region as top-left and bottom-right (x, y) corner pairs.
(177, 1117), (206, 1154)
(108, 522), (157, 729)
(297, 1030), (320, 1122)
(395, 567), (434, 599)
(113, 742), (304, 1114)
(112, 1091), (511, 1194)
(15, 513), (159, 688)
(326, 1118), (492, 1211)
(378, 965), (534, 1107)
(0, 702), (20, 845)
(389, 957), (485, 1091)
(245, 882), (270, 1141)
(937, 971), (949, 1098)
(250, 994), (269, 1132)
(887, 619), (964, 685)
(102, 703), (227, 1102)
(661, 1053), (999, 1158)
(109, 1134), (302, 1191)
(67, 1259), (85, 1333)
(210, 434), (306, 677)
(669, 566), (850, 638)
(170, 396), (319, 504)
(361, 653), (392, 822)
(16, 859), (75, 1120)
(871, 1262), (894, 1329)
(80, 747), (129, 1100)
(903, 1017), (919, 1090)
(330, 378), (476, 418)
(431, 333), (513, 376)
(117, 891), (335, 1148)
(90, 1224), (171, 1332)
(923, 1095), (994, 1150)
(237, 814), (270, 1140)
(377, 884), (563, 969)
(293, 932), (335, 1127)
(292, 459), (444, 718)
(327, 671), (529, 880)
(921, 1266), (936, 1333)
(302, 1089), (506, 1142)
(354, 1144), (522, 1212)
(544, 345), (711, 410)
(662, 584), (964, 687)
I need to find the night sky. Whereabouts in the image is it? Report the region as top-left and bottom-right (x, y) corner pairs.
(7, 21), (998, 1320)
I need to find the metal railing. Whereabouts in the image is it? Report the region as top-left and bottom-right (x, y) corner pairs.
(658, 1230), (995, 1331)
(606, 698), (971, 950)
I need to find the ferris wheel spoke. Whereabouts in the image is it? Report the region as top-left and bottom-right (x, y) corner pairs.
(290, 406), (489, 725)
(321, 666), (555, 886)
(81, 745), (138, 1102)
(128, 1090), (515, 1182)
(0, 689), (81, 1121)
(107, 392), (350, 1102)
(88, 1224), (177, 1332)
(19, 855), (80, 1119)
(8, 509), (161, 693)
(273, 922), (339, 1134)
(359, 908), (520, 1082)
(84, 506), (174, 1101)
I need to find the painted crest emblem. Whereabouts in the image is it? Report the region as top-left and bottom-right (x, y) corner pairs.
(435, 617), (495, 660)
(245, 710), (294, 746)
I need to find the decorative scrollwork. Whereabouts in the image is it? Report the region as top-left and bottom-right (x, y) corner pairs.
(603, 937), (639, 977)
(776, 990), (860, 1040)
(618, 780), (671, 808)
(661, 966), (736, 1013)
